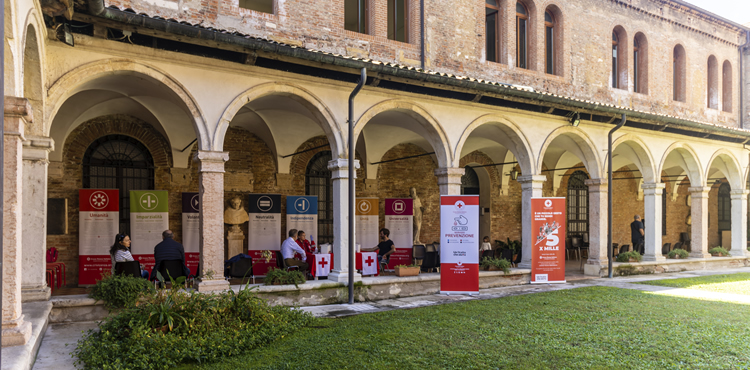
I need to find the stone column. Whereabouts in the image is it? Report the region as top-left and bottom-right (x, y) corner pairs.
(327, 158), (361, 284)
(689, 186), (711, 258)
(518, 175), (545, 269)
(21, 136), (54, 302)
(642, 182), (665, 261)
(434, 167), (465, 195)
(194, 151), (230, 292)
(584, 178), (607, 276)
(730, 190), (748, 257)
(3, 97), (32, 346)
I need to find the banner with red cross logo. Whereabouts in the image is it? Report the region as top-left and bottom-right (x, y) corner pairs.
(79, 189), (119, 285)
(440, 195), (480, 295)
(312, 253), (331, 277)
(361, 252), (378, 276)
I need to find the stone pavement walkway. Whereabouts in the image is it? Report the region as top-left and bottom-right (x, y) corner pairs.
(31, 267), (750, 369)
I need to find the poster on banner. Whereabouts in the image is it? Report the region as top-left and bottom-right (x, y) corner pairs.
(248, 194), (282, 275)
(384, 198), (414, 268)
(130, 191), (169, 274)
(286, 196), (318, 242)
(181, 193), (200, 276)
(530, 197), (566, 284)
(79, 189), (119, 285)
(440, 195), (480, 294)
(356, 198), (379, 250)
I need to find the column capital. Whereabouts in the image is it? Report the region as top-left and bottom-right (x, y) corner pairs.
(517, 174), (546, 184)
(433, 167), (465, 177)
(328, 158), (360, 180)
(641, 182), (665, 195)
(730, 189), (749, 199)
(434, 167), (465, 195)
(23, 136), (54, 161)
(688, 186), (711, 196)
(194, 151), (228, 173)
(584, 178), (607, 192)
(584, 178), (607, 186)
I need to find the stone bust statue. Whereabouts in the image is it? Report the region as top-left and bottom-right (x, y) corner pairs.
(224, 196), (249, 225)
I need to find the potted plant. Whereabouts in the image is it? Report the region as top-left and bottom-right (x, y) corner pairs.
(615, 251), (642, 263)
(709, 247), (729, 257)
(507, 238), (521, 260)
(264, 268), (306, 287)
(667, 248), (689, 259)
(394, 264), (420, 277)
(480, 257), (511, 274)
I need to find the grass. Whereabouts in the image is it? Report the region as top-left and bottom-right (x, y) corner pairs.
(637, 272), (750, 296)
(175, 286), (750, 369)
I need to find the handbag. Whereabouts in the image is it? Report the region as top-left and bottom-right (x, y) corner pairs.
(46, 247), (58, 263)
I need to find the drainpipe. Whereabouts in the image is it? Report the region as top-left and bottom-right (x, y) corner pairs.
(348, 68), (366, 304)
(1, 3), (5, 364)
(740, 30), (750, 129)
(420, 0), (425, 70)
(608, 114), (626, 278)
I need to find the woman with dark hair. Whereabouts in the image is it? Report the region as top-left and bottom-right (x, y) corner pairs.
(110, 233), (148, 278)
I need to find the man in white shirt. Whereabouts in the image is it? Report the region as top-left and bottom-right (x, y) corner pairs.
(280, 228), (309, 272)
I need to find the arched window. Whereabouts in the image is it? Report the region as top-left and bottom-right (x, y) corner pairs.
(611, 27), (627, 89)
(387, 0), (407, 42)
(305, 151), (333, 244)
(722, 60), (733, 112)
(566, 171), (589, 236)
(486, 0), (500, 63)
(707, 55), (719, 109)
(461, 165), (480, 195)
(544, 10), (555, 75)
(673, 45), (686, 102)
(345, 0), (368, 34)
(83, 135), (155, 234)
(718, 183), (731, 232)
(633, 33), (648, 94)
(516, 2), (528, 69)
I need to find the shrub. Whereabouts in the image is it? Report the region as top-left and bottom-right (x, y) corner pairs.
(480, 257), (512, 274)
(616, 251), (642, 263)
(668, 248), (690, 259)
(709, 247), (729, 256)
(73, 284), (316, 369)
(264, 268), (306, 287)
(89, 273), (154, 310)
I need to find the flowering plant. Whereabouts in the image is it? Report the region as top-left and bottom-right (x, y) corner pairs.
(260, 250), (273, 263)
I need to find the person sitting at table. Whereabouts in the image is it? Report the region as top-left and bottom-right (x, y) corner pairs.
(281, 229), (309, 272)
(109, 233), (149, 279)
(296, 230), (316, 254)
(362, 228), (395, 265)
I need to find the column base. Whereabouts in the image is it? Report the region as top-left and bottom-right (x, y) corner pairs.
(21, 285), (51, 302)
(729, 250), (747, 258)
(1, 315), (32, 347)
(583, 261), (605, 276)
(517, 262), (531, 269)
(689, 252), (712, 259)
(642, 255), (666, 262)
(328, 270), (362, 284)
(194, 279), (229, 292)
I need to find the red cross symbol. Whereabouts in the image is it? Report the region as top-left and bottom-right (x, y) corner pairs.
(457, 203), (463, 208)
(318, 258), (328, 269)
(365, 256), (374, 266)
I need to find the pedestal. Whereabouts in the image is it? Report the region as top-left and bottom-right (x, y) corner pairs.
(227, 225), (245, 258)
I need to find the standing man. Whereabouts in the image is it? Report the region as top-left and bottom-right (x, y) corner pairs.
(281, 229), (309, 272)
(152, 230), (191, 280)
(363, 228), (396, 265)
(630, 215), (644, 253)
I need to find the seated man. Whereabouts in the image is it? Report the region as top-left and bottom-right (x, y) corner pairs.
(281, 229), (309, 272)
(151, 230), (191, 280)
(296, 230), (316, 254)
(362, 228), (395, 266)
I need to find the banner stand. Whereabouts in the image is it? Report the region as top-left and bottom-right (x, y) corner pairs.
(530, 197), (566, 284)
(439, 195), (480, 295)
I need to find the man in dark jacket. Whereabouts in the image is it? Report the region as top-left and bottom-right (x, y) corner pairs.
(151, 230), (191, 280)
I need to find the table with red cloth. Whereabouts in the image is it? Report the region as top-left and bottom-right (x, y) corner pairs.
(303, 252), (380, 278)
(305, 253), (332, 278)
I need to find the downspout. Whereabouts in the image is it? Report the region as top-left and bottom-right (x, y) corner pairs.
(608, 114), (626, 278)
(420, 0), (425, 70)
(0, 1), (4, 365)
(348, 68), (366, 304)
(740, 30), (750, 129)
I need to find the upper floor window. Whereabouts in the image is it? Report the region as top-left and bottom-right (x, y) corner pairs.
(486, 0), (500, 63)
(345, 0), (368, 34)
(387, 0), (407, 42)
(707, 55), (719, 109)
(722, 60), (733, 112)
(544, 10), (555, 74)
(633, 32), (648, 94)
(516, 2), (528, 69)
(611, 27), (627, 89)
(239, 0), (273, 13)
(673, 44), (686, 102)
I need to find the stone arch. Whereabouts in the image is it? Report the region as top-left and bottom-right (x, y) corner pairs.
(22, 19), (44, 135)
(658, 142), (704, 189)
(454, 113), (535, 177)
(354, 99), (452, 169)
(216, 82), (343, 163)
(45, 59), (209, 151)
(606, 134), (657, 183)
(706, 149), (743, 190)
(538, 126), (601, 178)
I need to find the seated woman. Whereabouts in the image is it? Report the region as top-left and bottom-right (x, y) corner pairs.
(110, 233), (149, 279)
(295, 230), (316, 254)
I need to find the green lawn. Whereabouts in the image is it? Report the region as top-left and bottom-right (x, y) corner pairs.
(637, 272), (750, 296)
(175, 286), (750, 369)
